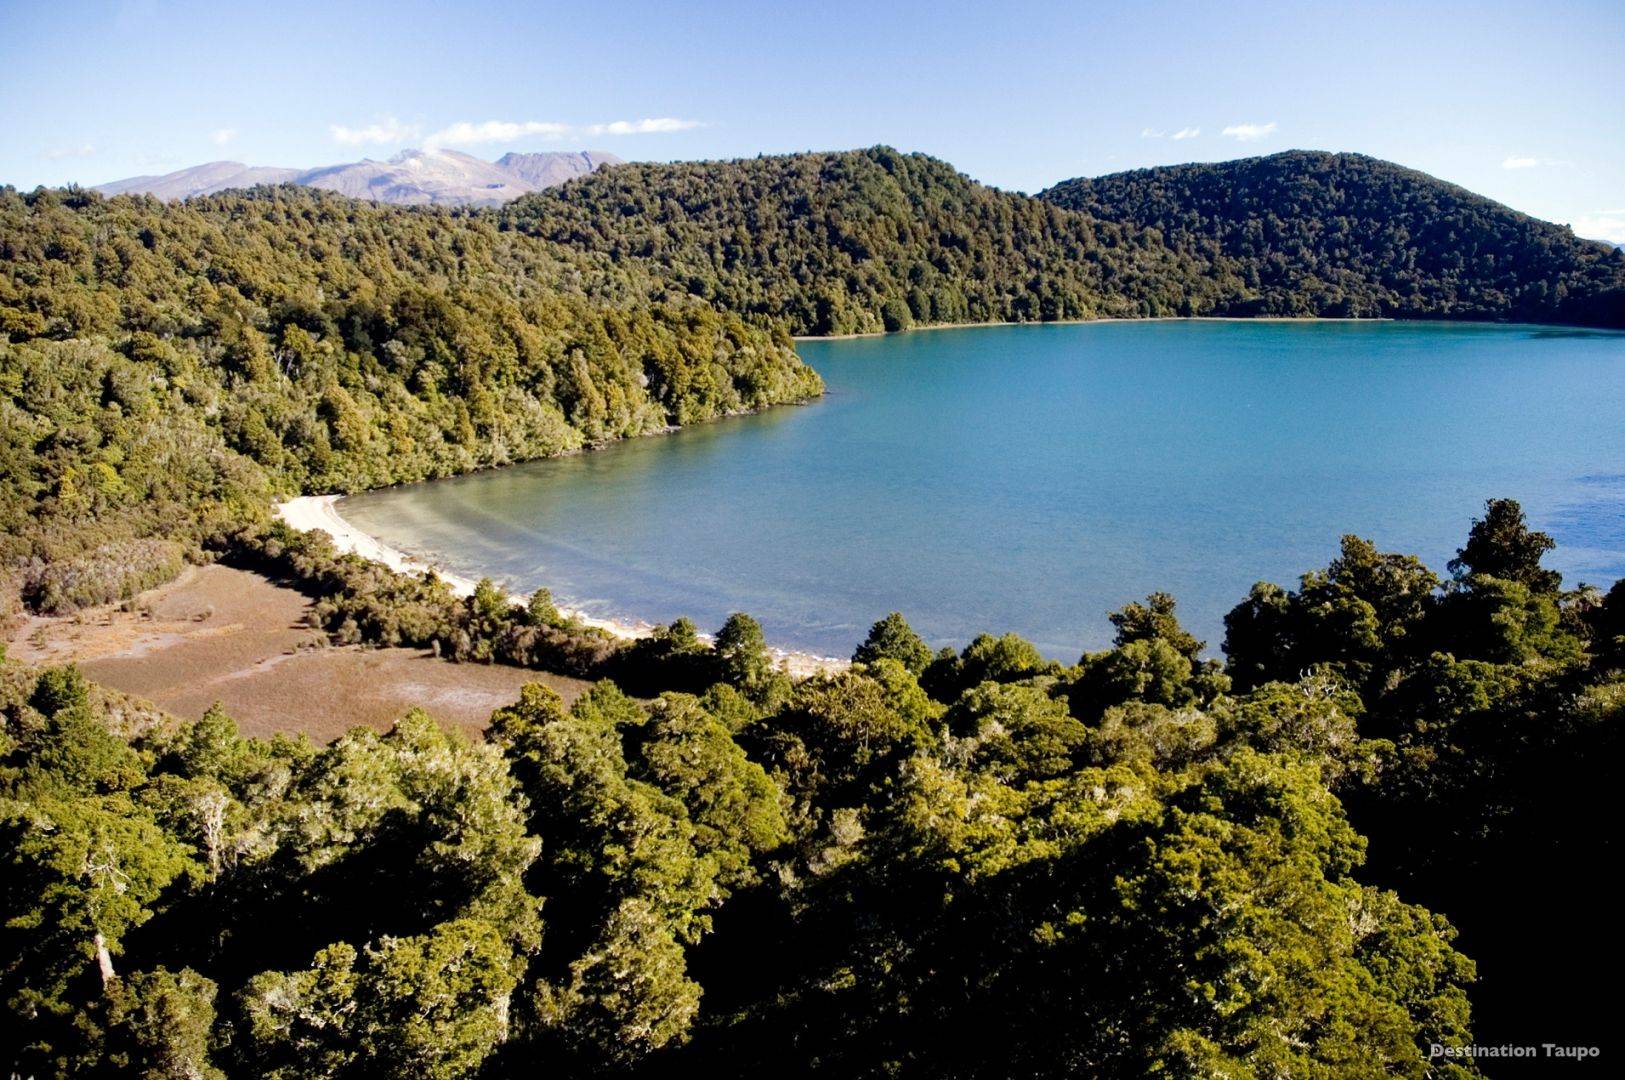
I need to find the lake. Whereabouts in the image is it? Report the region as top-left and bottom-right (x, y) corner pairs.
(338, 321), (1625, 660)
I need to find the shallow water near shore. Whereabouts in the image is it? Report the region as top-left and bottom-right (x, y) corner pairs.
(339, 321), (1625, 659)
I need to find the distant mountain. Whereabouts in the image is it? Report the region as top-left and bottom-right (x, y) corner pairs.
(1039, 150), (1625, 326)
(94, 149), (623, 206)
(95, 161), (302, 201)
(295, 149), (541, 205)
(497, 150), (621, 188)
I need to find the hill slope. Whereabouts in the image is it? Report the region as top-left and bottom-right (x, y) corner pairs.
(0, 185), (818, 611)
(503, 147), (1222, 335)
(1040, 150), (1625, 326)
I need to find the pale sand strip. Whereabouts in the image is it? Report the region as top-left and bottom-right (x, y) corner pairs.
(274, 495), (846, 678)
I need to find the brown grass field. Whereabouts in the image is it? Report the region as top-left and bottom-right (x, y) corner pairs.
(5, 564), (588, 741)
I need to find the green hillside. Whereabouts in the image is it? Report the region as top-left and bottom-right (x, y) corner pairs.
(503, 146), (1222, 334)
(1041, 150), (1625, 325)
(0, 185), (820, 614)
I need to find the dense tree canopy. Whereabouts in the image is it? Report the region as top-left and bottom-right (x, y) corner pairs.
(504, 147), (1231, 334)
(1042, 151), (1625, 325)
(0, 184), (820, 616)
(6, 501), (1621, 1076)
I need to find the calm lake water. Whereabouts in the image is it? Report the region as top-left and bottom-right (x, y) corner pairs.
(339, 321), (1625, 659)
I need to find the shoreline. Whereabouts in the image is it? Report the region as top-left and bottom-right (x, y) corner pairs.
(274, 495), (847, 678)
(792, 314), (1400, 341)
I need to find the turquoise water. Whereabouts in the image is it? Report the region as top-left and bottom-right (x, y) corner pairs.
(339, 321), (1625, 659)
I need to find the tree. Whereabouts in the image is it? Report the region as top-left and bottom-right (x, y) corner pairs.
(853, 612), (934, 675)
(633, 694), (789, 888)
(942, 682), (1086, 782)
(527, 587), (562, 627)
(714, 612), (773, 696)
(100, 967), (224, 1080)
(487, 682), (717, 1067)
(29, 663), (89, 718)
(1109, 592), (1204, 661)
(1448, 498), (1562, 592)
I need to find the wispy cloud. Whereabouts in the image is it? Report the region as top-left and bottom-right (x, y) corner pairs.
(422, 116), (704, 148)
(587, 117), (702, 136)
(1140, 127), (1165, 139)
(333, 116), (706, 150)
(425, 120), (571, 147)
(330, 117), (422, 146)
(1222, 121), (1278, 142)
(210, 128), (237, 147)
(1141, 126), (1200, 140)
(1170, 127), (1200, 140)
(1572, 209), (1625, 245)
(44, 143), (97, 160)
(1501, 154), (1571, 170)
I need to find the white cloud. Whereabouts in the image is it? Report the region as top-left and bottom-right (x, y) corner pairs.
(1141, 126), (1198, 140)
(44, 143), (96, 160)
(423, 116), (704, 147)
(1572, 209), (1625, 245)
(1222, 122), (1278, 142)
(330, 117), (422, 145)
(1501, 155), (1571, 170)
(425, 120), (572, 147)
(210, 128), (237, 147)
(589, 117), (702, 135)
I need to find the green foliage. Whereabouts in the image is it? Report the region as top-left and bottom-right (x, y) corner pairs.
(0, 183), (820, 613)
(506, 147), (1217, 335)
(713, 612), (775, 699)
(1224, 534), (1442, 691)
(1109, 590), (1204, 660)
(921, 631), (1056, 701)
(100, 967), (224, 1080)
(1043, 150), (1625, 326)
(486, 682), (718, 1066)
(29, 663), (89, 719)
(942, 681), (1086, 782)
(852, 611), (934, 674)
(17, 487), (1610, 1079)
(633, 694), (789, 888)
(1070, 594), (1229, 718)
(1448, 496), (1562, 591)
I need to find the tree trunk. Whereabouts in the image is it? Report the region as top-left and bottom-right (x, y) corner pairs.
(95, 932), (115, 987)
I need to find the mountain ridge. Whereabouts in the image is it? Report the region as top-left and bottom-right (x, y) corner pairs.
(92, 148), (624, 206)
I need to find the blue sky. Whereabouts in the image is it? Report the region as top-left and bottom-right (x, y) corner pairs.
(3, 0), (1622, 240)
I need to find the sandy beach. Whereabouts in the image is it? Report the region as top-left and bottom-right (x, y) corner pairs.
(275, 494), (847, 678)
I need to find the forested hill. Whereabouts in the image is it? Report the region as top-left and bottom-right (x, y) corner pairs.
(1041, 150), (1625, 326)
(501, 147), (1224, 335)
(0, 185), (820, 614)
